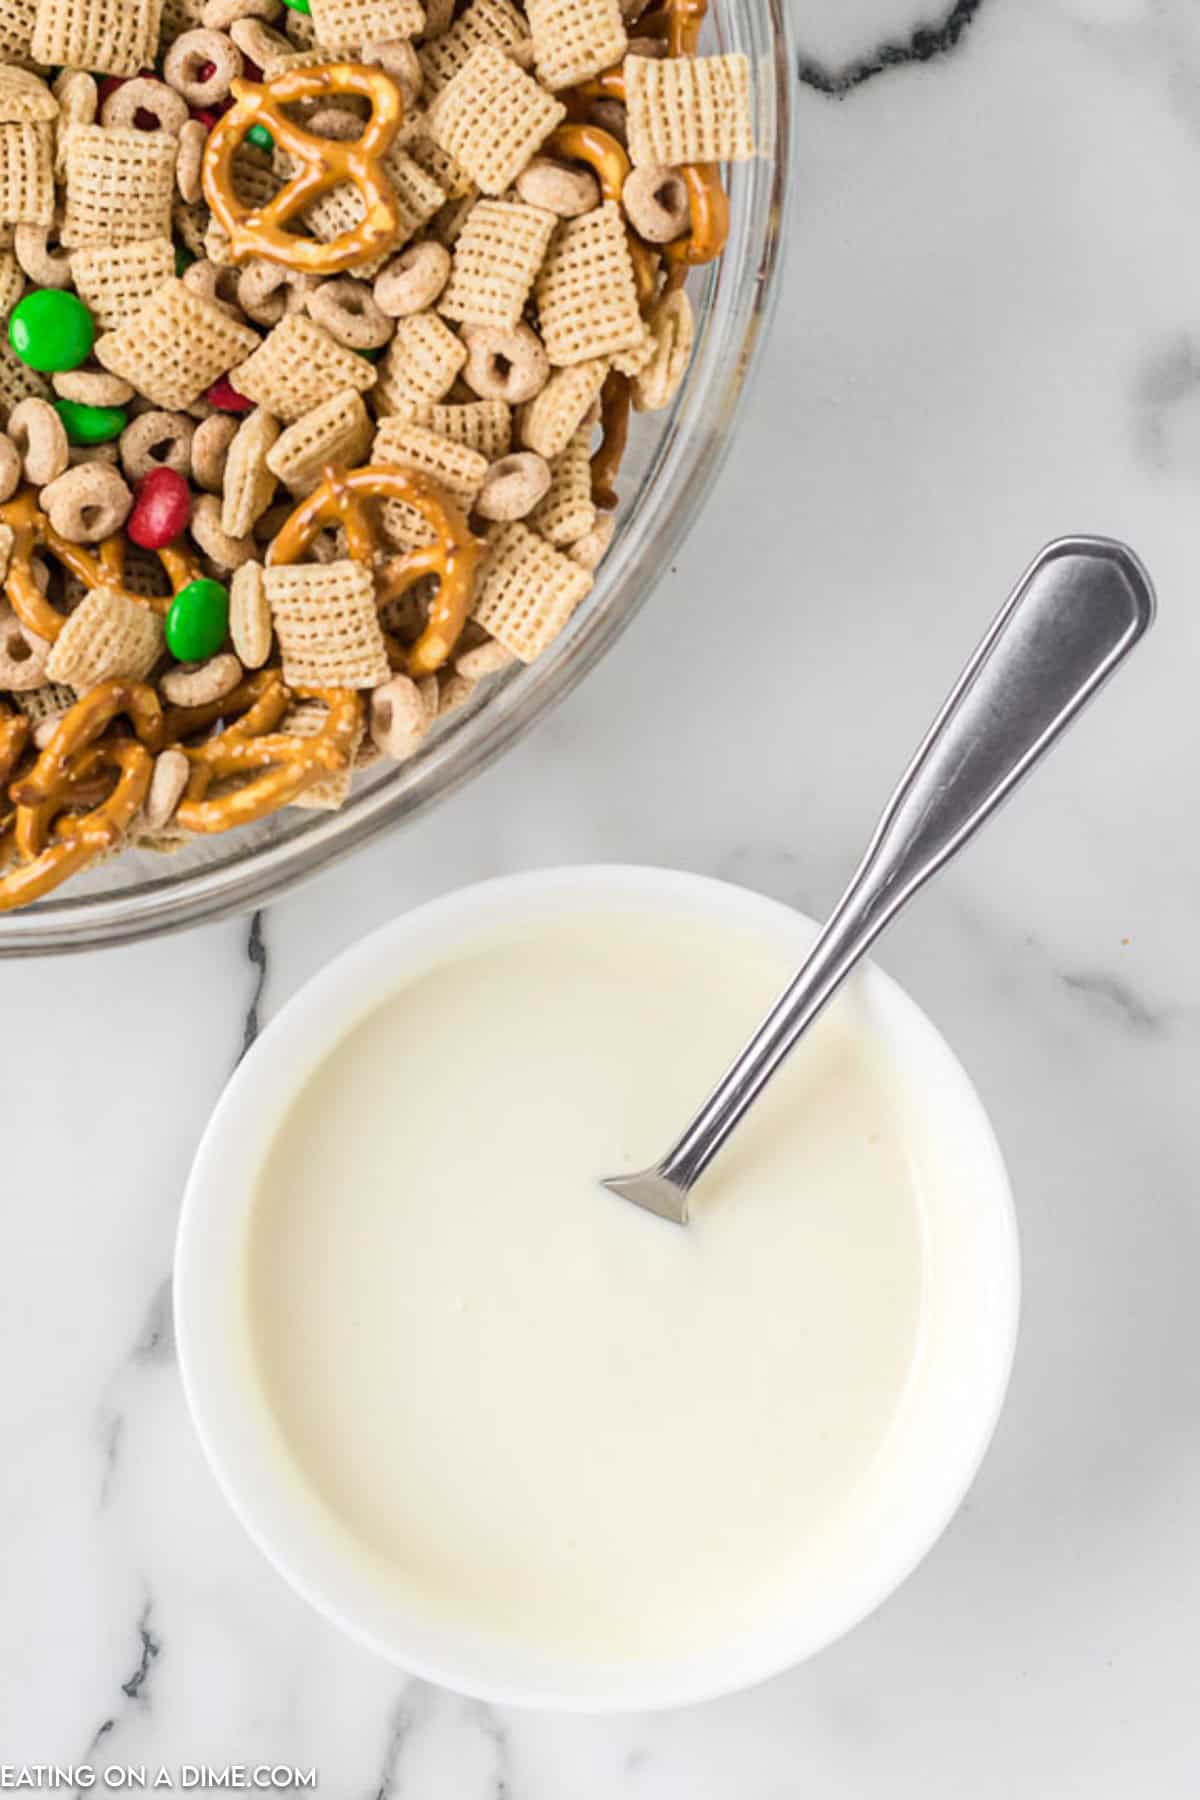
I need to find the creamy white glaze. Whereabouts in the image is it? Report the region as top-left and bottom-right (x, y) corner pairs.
(243, 910), (927, 1661)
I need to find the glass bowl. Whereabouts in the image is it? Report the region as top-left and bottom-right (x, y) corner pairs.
(0, 1), (792, 954)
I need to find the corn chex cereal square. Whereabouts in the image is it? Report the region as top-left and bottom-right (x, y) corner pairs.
(373, 417), (486, 545)
(68, 237), (175, 330)
(529, 425), (595, 546)
(267, 388), (374, 494)
(263, 559), (390, 688)
(373, 310), (466, 419)
(307, 0), (424, 51)
(471, 519), (591, 661)
(428, 44), (564, 197)
(0, 0), (38, 62)
(624, 52), (755, 169)
(0, 68), (59, 123)
(0, 121), (53, 225)
(426, 399), (511, 458)
(44, 586), (163, 689)
(61, 126), (176, 248)
(419, 0), (528, 94)
(438, 198), (555, 331)
(526, 0), (626, 91)
(534, 201), (642, 365)
(94, 279), (260, 410)
(231, 315), (376, 424)
(32, 0), (164, 76)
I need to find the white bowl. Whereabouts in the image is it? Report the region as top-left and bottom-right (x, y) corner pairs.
(174, 865), (1020, 1712)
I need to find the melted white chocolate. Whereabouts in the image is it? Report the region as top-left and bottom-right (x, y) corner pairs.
(244, 910), (926, 1661)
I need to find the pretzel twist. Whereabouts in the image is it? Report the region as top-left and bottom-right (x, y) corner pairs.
(202, 63), (405, 273)
(0, 488), (200, 641)
(0, 680), (162, 911)
(591, 371), (630, 510)
(267, 463), (485, 678)
(172, 673), (364, 831)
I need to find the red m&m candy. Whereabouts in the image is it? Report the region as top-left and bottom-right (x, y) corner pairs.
(206, 373), (254, 413)
(127, 467), (191, 550)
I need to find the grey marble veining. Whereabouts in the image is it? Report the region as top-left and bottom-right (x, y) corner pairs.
(5, 0), (1200, 1789)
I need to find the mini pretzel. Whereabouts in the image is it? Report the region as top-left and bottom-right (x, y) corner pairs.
(591, 370), (630, 510)
(267, 464), (485, 678)
(0, 489), (200, 642)
(202, 62), (405, 274)
(170, 671), (364, 831)
(640, 0), (708, 55)
(543, 124), (658, 309)
(0, 680), (162, 912)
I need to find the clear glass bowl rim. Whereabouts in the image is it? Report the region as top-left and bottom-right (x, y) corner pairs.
(0, 1), (794, 956)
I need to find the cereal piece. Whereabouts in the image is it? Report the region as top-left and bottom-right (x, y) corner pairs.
(163, 29), (243, 107)
(471, 518), (590, 661)
(94, 279), (259, 410)
(0, 248), (23, 312)
(307, 0), (424, 53)
(632, 285), (693, 411)
(515, 155), (599, 218)
(526, 0), (626, 91)
(609, 321), (654, 378)
(230, 314), (375, 423)
(373, 308), (466, 417)
(0, 338), (50, 414)
(436, 667), (475, 713)
(624, 52), (755, 169)
(428, 45), (564, 196)
(190, 491), (256, 568)
(517, 356), (607, 458)
(567, 509), (613, 568)
(229, 559), (272, 666)
(404, 121), (474, 201)
(426, 189), (478, 249)
(32, 0), (164, 73)
(361, 37), (423, 106)
(160, 652), (242, 705)
(438, 197), (555, 331)
(171, 196), (209, 260)
(0, 601), (50, 691)
(0, 68), (59, 124)
(283, 696), (361, 807)
(306, 277), (393, 350)
(101, 77), (190, 136)
(622, 162), (688, 243)
(175, 117), (208, 204)
(52, 369), (134, 408)
(69, 237), (175, 329)
(419, 0), (527, 93)
(190, 413), (238, 491)
(368, 671), (427, 759)
(266, 387), (373, 494)
(293, 146), (444, 277)
(454, 635), (512, 679)
(61, 127), (176, 247)
(221, 407), (280, 538)
(263, 558), (390, 687)
(373, 417), (487, 544)
(0, 440), (21, 504)
(374, 239), (450, 316)
(13, 679), (74, 736)
(529, 425), (594, 544)
(0, 122), (54, 226)
(236, 257), (316, 327)
(120, 409), (195, 482)
(534, 201), (642, 365)
(14, 222), (69, 288)
(426, 397), (510, 457)
(40, 462), (132, 542)
(8, 397), (68, 487)
(0, 0), (38, 61)
(461, 321), (548, 403)
(44, 585), (162, 687)
(475, 450), (550, 521)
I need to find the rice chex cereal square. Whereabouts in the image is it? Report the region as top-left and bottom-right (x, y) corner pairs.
(526, 0), (626, 91)
(624, 52), (755, 169)
(263, 558), (390, 688)
(68, 237), (175, 330)
(533, 201), (642, 365)
(32, 0), (164, 76)
(94, 279), (260, 410)
(61, 126), (176, 247)
(439, 198), (555, 331)
(428, 44), (564, 196)
(231, 315), (376, 424)
(471, 519), (591, 661)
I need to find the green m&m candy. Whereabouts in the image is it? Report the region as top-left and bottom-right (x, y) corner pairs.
(280, 0), (310, 12)
(55, 398), (127, 445)
(8, 289), (95, 373)
(246, 123), (274, 151)
(166, 578), (230, 662)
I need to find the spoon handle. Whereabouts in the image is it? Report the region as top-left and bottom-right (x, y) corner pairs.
(621, 537), (1155, 1219)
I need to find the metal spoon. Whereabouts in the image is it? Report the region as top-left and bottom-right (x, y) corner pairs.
(602, 536), (1156, 1224)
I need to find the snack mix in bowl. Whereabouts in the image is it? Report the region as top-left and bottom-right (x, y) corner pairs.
(0, 0), (755, 911)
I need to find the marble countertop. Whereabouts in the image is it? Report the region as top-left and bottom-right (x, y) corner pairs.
(6, 0), (1200, 1789)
